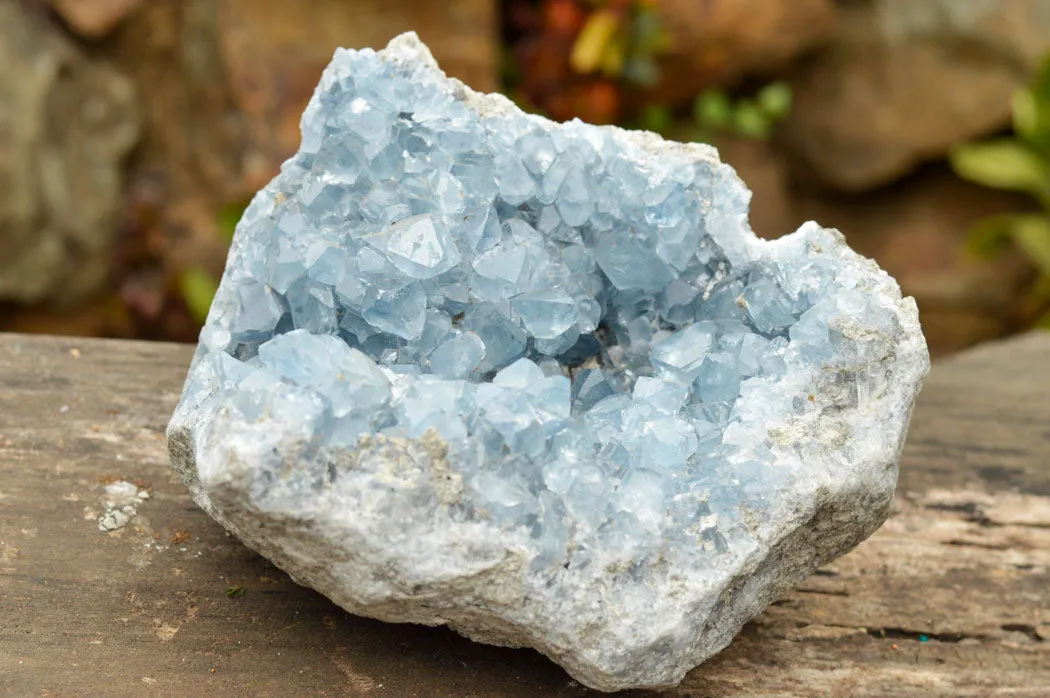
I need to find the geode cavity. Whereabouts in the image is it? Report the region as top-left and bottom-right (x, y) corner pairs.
(167, 33), (929, 692)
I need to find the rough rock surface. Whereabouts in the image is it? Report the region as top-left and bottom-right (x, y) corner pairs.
(783, 0), (1050, 191)
(168, 33), (929, 691)
(0, 1), (138, 304)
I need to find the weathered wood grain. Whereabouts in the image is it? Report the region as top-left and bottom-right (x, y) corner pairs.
(0, 332), (1047, 697)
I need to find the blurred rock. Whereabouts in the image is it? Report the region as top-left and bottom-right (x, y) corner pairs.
(102, 0), (249, 275)
(0, 1), (138, 304)
(46, 0), (142, 37)
(783, 0), (1050, 192)
(649, 0), (837, 106)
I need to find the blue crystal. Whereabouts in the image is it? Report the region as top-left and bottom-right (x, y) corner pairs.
(649, 321), (717, 382)
(744, 272), (795, 335)
(461, 303), (527, 372)
(570, 368), (616, 415)
(615, 467), (668, 531)
(230, 281), (285, 343)
(366, 214), (460, 279)
(172, 34), (927, 692)
(429, 330), (485, 379)
(286, 279), (338, 334)
(362, 280), (427, 340)
(692, 353), (742, 404)
(632, 376), (688, 414)
(511, 289), (578, 340)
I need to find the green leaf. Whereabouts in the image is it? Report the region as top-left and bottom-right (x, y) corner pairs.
(226, 585), (246, 598)
(638, 104), (673, 136)
(732, 100), (772, 140)
(968, 214), (1050, 275)
(949, 140), (1050, 197)
(600, 34), (626, 77)
(570, 9), (621, 75)
(1010, 215), (1050, 276)
(756, 82), (793, 121)
(687, 125), (714, 146)
(966, 215), (1020, 259)
(693, 90), (732, 131)
(217, 202), (248, 242)
(1012, 89), (1039, 142)
(1014, 55), (1050, 156)
(631, 5), (668, 54)
(1032, 53), (1050, 108)
(179, 267), (219, 324)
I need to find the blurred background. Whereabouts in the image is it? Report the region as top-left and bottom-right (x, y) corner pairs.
(2, 0), (1050, 358)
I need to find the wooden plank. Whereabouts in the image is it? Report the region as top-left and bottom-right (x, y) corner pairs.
(0, 332), (1047, 697)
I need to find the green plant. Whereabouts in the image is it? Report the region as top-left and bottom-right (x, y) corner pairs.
(691, 81), (793, 142)
(178, 201), (246, 325)
(570, 0), (666, 86)
(630, 82), (792, 142)
(178, 267), (220, 325)
(950, 55), (1050, 327)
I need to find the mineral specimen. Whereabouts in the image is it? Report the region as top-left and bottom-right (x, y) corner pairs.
(167, 33), (929, 691)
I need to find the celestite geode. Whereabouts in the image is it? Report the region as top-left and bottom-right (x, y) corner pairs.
(167, 33), (929, 691)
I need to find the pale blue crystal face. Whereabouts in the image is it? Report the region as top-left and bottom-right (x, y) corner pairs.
(185, 43), (902, 579)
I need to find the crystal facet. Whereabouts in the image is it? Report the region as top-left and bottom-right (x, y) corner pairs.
(168, 33), (929, 692)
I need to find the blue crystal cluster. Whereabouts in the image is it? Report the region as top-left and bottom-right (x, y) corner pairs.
(185, 40), (901, 576)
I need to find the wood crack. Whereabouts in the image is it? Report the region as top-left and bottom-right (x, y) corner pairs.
(866, 627), (988, 643)
(1001, 624), (1045, 643)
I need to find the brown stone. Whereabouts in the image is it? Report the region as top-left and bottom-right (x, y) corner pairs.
(0, 1), (139, 304)
(45, 0), (142, 37)
(782, 0), (1050, 192)
(648, 0), (837, 106)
